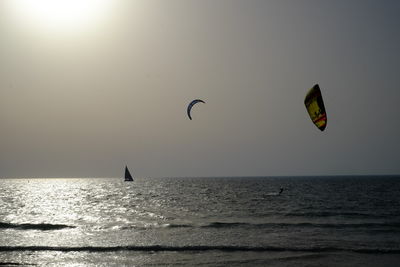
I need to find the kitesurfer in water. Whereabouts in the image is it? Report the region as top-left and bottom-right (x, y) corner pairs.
(263, 187), (284, 197)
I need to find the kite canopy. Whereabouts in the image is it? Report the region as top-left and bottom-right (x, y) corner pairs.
(187, 99), (205, 120)
(304, 84), (327, 131)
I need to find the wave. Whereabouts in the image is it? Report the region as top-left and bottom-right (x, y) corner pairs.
(0, 222), (75, 231)
(116, 221), (400, 230)
(199, 221), (400, 229)
(282, 211), (394, 219)
(201, 222), (254, 228)
(119, 223), (192, 230)
(0, 245), (398, 254)
(163, 223), (192, 228)
(4, 220), (394, 232)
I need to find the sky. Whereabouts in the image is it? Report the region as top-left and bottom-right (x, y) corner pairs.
(0, 0), (399, 178)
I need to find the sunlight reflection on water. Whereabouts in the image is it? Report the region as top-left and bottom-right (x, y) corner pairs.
(0, 177), (399, 266)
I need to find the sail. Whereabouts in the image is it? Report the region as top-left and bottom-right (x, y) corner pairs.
(124, 166), (133, 182)
(304, 84), (327, 131)
(187, 99), (205, 120)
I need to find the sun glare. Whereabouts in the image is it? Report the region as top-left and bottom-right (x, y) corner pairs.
(8, 0), (113, 33)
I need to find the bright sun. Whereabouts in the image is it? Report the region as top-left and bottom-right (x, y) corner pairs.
(8, 0), (113, 33)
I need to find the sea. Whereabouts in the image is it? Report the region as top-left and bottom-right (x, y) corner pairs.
(0, 176), (399, 266)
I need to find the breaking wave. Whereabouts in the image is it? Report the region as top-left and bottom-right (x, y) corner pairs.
(0, 222), (75, 231)
(118, 221), (400, 230)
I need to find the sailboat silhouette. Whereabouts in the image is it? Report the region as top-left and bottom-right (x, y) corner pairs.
(124, 166), (134, 182)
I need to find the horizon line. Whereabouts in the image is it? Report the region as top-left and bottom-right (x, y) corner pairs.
(1, 174), (400, 179)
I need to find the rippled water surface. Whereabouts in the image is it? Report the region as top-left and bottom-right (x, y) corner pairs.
(0, 176), (400, 266)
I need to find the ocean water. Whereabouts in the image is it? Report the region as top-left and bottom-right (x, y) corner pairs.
(0, 176), (399, 266)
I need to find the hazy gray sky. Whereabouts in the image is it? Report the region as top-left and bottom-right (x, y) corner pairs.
(1, 0), (399, 178)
